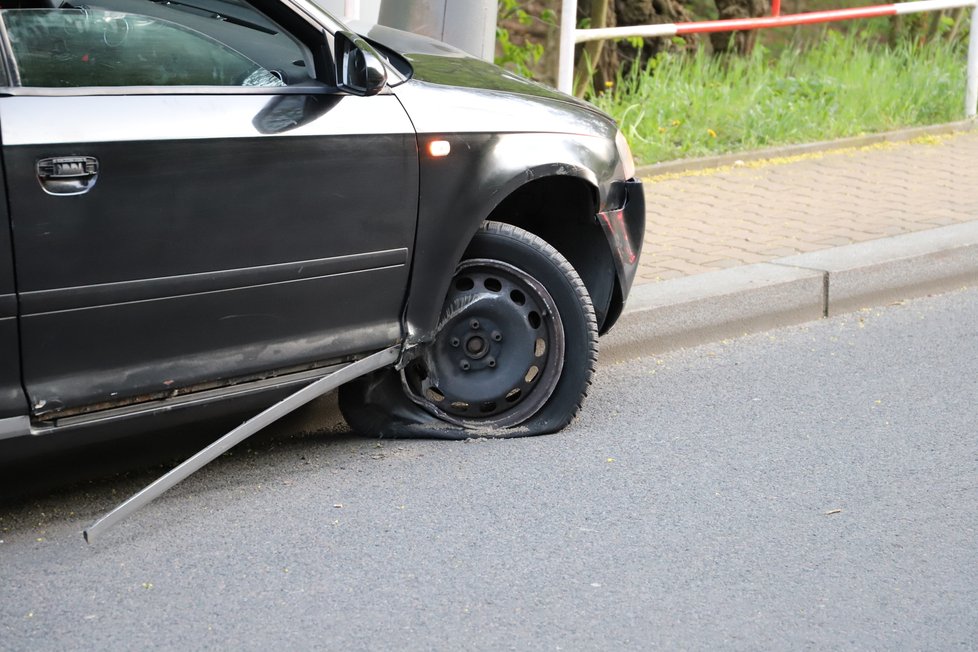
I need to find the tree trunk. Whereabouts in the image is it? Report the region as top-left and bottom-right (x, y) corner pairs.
(710, 0), (769, 54)
(616, 0), (696, 67)
(574, 0), (611, 96)
(574, 0), (696, 93)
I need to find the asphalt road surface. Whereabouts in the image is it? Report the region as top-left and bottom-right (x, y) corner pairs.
(2, 286), (976, 650)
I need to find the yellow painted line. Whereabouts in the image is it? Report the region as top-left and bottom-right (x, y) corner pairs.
(642, 132), (960, 184)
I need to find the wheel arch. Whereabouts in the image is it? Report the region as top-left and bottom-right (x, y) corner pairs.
(402, 131), (624, 348)
(485, 175), (622, 334)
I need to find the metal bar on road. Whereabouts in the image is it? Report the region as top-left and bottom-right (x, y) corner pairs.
(83, 346), (400, 543)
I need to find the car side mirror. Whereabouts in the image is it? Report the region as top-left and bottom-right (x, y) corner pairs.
(334, 30), (387, 96)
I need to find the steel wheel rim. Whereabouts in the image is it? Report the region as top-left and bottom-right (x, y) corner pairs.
(404, 258), (565, 429)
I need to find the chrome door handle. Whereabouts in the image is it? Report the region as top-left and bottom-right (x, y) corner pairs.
(36, 156), (99, 196)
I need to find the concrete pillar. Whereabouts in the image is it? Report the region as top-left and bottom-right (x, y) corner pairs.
(316, 0), (381, 24)
(378, 0), (497, 62)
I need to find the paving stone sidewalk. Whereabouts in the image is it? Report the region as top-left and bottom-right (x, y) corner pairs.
(635, 130), (978, 284)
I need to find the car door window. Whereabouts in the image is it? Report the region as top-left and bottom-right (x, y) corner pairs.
(0, 4), (304, 87)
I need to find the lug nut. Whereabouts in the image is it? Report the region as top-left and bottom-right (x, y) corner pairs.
(450, 337), (460, 347)
(491, 331), (502, 342)
(470, 320), (480, 330)
(460, 360), (471, 371)
(487, 358), (496, 368)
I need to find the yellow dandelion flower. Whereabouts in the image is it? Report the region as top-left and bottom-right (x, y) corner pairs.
(707, 128), (717, 138)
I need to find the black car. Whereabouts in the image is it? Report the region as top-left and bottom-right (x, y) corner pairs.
(0, 0), (644, 449)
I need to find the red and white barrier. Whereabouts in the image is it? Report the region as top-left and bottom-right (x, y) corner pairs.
(557, 0), (978, 118)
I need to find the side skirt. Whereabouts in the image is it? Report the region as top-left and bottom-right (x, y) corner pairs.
(32, 361), (358, 433)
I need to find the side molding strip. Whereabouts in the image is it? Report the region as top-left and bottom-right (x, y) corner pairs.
(0, 416), (30, 441)
(83, 345), (400, 543)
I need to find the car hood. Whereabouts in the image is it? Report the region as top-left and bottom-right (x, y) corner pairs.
(360, 23), (608, 119)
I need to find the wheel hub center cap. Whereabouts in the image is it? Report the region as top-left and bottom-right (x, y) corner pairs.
(405, 258), (565, 429)
(465, 335), (488, 359)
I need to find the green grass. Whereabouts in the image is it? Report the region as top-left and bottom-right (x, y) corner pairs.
(588, 32), (969, 164)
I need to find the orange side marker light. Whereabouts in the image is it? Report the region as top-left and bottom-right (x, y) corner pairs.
(428, 140), (451, 157)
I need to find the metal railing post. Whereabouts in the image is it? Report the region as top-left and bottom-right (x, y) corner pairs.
(967, 3), (978, 118)
(559, 0), (578, 94)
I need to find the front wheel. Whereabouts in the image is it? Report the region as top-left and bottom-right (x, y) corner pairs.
(339, 222), (598, 438)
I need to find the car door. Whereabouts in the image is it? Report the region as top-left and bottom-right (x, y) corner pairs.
(0, 2), (418, 419)
(1, 149), (28, 431)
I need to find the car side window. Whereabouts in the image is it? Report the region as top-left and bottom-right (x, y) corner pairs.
(0, 4), (308, 88)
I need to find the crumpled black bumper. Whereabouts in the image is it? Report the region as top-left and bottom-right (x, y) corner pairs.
(595, 178), (645, 331)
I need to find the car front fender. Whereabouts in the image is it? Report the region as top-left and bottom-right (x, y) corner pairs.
(393, 80), (633, 347)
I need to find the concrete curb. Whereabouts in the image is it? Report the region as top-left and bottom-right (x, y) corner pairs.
(635, 121), (977, 177)
(602, 222), (978, 362)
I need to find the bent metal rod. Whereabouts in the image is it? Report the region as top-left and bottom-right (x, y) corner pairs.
(83, 345), (400, 543)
